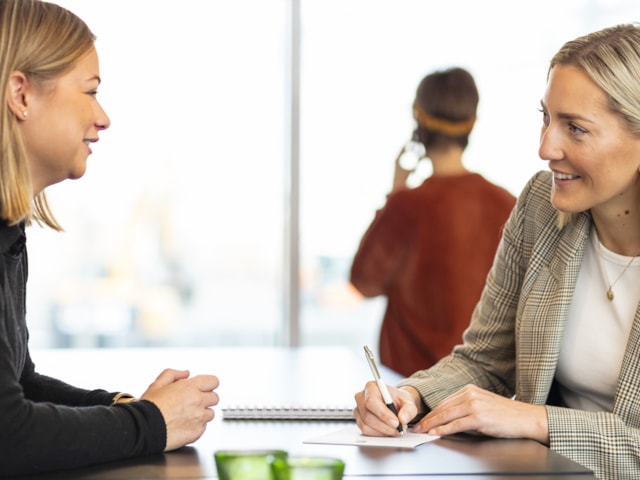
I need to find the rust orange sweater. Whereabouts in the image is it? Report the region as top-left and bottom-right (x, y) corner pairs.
(350, 173), (516, 376)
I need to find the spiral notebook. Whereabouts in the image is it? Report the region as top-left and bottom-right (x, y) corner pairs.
(222, 405), (355, 421)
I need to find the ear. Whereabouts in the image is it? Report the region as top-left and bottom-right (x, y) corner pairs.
(6, 70), (29, 120)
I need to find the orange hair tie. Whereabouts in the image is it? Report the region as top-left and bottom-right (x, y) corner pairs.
(413, 104), (476, 136)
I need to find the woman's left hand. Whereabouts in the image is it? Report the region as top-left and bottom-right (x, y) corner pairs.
(412, 384), (549, 445)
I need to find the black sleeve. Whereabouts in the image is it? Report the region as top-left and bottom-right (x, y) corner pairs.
(0, 223), (167, 476)
(1, 354), (167, 476)
(0, 300), (167, 476)
(20, 351), (115, 406)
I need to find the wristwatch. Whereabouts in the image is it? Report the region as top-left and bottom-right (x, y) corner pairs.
(112, 392), (137, 404)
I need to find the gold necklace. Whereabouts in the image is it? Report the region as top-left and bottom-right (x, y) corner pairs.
(596, 238), (640, 301)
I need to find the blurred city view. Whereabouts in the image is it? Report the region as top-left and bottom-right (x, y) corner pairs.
(26, 0), (639, 353)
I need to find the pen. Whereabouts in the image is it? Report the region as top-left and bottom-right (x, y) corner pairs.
(363, 345), (404, 435)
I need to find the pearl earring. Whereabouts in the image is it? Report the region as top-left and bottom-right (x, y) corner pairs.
(22, 110), (27, 118)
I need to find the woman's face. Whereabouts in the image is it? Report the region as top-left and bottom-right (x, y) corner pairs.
(539, 64), (640, 219)
(19, 46), (110, 194)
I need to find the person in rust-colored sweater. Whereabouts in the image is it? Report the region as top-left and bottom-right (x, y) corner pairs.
(350, 67), (516, 376)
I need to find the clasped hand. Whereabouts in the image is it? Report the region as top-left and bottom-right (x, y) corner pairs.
(354, 382), (549, 445)
(140, 369), (220, 451)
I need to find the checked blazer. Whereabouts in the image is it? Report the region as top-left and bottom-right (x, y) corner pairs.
(398, 170), (640, 479)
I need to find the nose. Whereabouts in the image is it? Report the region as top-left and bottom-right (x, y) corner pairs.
(538, 125), (562, 162)
(94, 101), (110, 131)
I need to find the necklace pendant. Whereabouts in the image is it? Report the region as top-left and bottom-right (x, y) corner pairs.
(607, 288), (614, 301)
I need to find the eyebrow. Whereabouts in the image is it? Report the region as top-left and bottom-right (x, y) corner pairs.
(539, 100), (595, 124)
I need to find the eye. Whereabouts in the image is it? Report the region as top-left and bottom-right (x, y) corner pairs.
(568, 123), (587, 135)
(538, 108), (549, 127)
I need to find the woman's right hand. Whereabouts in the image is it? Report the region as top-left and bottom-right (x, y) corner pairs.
(140, 368), (220, 451)
(392, 147), (413, 192)
(353, 381), (423, 436)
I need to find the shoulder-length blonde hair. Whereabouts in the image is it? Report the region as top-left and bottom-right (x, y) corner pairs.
(0, 0), (95, 230)
(548, 23), (640, 228)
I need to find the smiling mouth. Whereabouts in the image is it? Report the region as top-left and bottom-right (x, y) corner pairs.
(554, 171), (579, 181)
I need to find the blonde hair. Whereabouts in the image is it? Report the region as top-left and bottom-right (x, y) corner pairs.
(0, 0), (95, 230)
(549, 24), (640, 228)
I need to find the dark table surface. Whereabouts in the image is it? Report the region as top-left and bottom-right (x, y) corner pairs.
(27, 346), (595, 479)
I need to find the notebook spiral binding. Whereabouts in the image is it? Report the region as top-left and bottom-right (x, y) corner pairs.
(221, 405), (355, 421)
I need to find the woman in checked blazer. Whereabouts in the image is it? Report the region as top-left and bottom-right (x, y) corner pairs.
(354, 23), (640, 480)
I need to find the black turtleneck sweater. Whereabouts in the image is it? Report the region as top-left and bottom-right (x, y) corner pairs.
(0, 221), (166, 477)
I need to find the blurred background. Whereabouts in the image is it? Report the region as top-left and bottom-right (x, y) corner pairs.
(27, 0), (639, 353)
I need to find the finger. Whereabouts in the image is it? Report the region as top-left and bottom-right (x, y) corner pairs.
(354, 404), (388, 437)
(390, 389), (418, 426)
(191, 374), (220, 392)
(203, 407), (215, 423)
(364, 385), (403, 426)
(356, 382), (404, 436)
(427, 414), (478, 437)
(420, 389), (487, 434)
(203, 391), (220, 408)
(361, 393), (403, 435)
(397, 404), (416, 427)
(355, 390), (388, 436)
(154, 368), (190, 386)
(429, 390), (467, 412)
(428, 385), (479, 416)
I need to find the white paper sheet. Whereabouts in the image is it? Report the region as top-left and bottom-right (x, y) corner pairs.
(303, 424), (440, 448)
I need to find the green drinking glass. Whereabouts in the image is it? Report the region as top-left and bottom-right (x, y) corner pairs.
(269, 456), (345, 480)
(214, 449), (288, 480)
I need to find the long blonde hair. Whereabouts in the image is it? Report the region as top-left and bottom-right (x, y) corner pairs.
(549, 24), (640, 228)
(0, 0), (95, 230)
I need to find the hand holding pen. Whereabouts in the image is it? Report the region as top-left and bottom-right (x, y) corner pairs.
(363, 345), (404, 435)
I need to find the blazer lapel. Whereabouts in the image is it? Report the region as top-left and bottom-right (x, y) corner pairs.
(613, 304), (640, 424)
(517, 213), (591, 405)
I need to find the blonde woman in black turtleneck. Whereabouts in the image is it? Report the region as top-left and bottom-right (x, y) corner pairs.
(0, 1), (219, 476)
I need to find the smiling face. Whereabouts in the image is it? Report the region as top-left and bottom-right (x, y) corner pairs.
(17, 46), (110, 194)
(539, 64), (640, 220)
